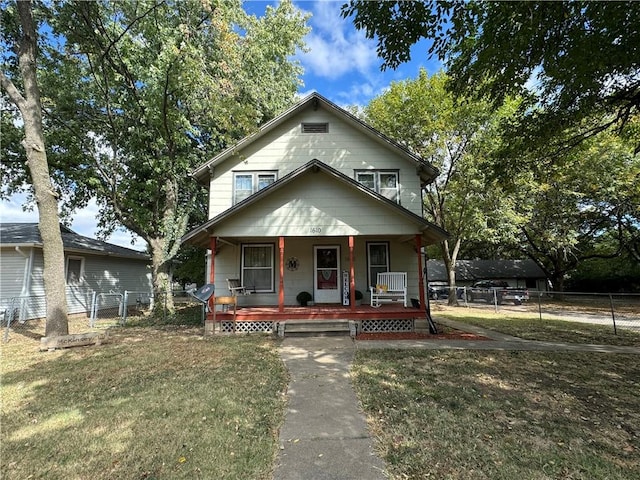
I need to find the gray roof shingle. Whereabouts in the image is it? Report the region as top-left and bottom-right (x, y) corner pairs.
(426, 259), (546, 282)
(0, 223), (148, 260)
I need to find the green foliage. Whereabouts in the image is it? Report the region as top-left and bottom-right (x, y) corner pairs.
(343, 0), (640, 153)
(2, 0), (309, 300)
(567, 253), (640, 293)
(505, 131), (639, 290)
(364, 70), (516, 293)
(172, 245), (206, 286)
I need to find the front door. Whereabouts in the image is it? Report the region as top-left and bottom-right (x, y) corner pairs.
(314, 246), (340, 303)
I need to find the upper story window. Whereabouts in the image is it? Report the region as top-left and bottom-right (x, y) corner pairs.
(356, 170), (400, 203)
(301, 122), (329, 133)
(233, 171), (276, 204)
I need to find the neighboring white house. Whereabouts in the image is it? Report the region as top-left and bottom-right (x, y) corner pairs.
(0, 223), (151, 321)
(182, 93), (448, 313)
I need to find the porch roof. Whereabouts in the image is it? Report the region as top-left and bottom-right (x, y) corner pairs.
(182, 159), (449, 248)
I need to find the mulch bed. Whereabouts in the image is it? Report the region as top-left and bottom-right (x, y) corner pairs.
(355, 330), (490, 341)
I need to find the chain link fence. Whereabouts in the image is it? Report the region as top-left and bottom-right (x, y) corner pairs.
(448, 288), (640, 334)
(4, 287), (639, 342)
(2, 289), (206, 342)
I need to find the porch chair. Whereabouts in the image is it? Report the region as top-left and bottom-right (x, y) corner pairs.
(226, 278), (254, 296)
(212, 295), (237, 333)
(370, 272), (408, 307)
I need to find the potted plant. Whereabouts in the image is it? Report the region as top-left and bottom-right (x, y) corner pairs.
(355, 290), (363, 306)
(296, 291), (313, 306)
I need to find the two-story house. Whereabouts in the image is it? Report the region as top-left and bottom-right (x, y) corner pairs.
(182, 93), (448, 334)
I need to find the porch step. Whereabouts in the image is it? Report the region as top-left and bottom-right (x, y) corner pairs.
(278, 320), (352, 337)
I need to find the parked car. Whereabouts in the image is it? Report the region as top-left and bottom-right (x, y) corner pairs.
(428, 283), (449, 300)
(466, 280), (529, 305)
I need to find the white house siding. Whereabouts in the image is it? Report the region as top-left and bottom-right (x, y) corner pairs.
(212, 236), (421, 307)
(1, 249), (150, 321)
(208, 104), (424, 219)
(212, 172), (421, 238)
(0, 247), (30, 298)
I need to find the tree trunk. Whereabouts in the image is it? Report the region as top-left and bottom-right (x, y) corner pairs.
(442, 238), (461, 306)
(149, 237), (175, 316)
(5, 1), (69, 336)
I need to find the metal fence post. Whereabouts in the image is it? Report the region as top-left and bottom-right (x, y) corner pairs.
(538, 291), (543, 321)
(609, 293), (617, 335)
(493, 289), (498, 313)
(122, 291), (129, 325)
(90, 291), (97, 327)
(3, 297), (15, 343)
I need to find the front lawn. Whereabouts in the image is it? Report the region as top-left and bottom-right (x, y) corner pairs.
(436, 307), (640, 346)
(353, 349), (640, 480)
(1, 326), (287, 480)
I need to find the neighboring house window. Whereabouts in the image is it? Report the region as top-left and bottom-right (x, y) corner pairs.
(366, 242), (389, 289)
(241, 244), (274, 292)
(356, 170), (400, 203)
(233, 172), (276, 204)
(66, 256), (84, 285)
(301, 122), (329, 133)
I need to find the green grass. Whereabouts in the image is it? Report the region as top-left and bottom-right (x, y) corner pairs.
(1, 324), (287, 480)
(435, 306), (640, 346)
(353, 349), (640, 480)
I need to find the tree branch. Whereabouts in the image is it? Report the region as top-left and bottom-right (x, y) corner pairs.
(0, 72), (27, 112)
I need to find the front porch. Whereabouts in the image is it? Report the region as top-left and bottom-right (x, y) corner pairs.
(206, 302), (430, 335)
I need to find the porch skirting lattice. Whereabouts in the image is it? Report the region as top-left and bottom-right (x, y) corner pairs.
(219, 320), (274, 334)
(361, 318), (414, 333)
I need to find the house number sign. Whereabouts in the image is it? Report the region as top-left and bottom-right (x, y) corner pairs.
(309, 227), (322, 234)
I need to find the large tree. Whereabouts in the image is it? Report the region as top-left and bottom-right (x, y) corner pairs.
(507, 131), (639, 292)
(364, 70), (515, 304)
(3, 0), (309, 311)
(1, 0), (68, 336)
(342, 0), (640, 154)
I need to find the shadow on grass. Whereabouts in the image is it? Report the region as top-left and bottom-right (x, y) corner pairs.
(1, 329), (287, 480)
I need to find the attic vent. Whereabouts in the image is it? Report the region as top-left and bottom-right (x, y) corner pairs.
(302, 122), (329, 134)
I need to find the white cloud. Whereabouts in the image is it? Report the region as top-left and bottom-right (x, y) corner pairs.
(299, 1), (379, 80)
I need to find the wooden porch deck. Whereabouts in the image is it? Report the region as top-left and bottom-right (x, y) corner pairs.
(208, 303), (424, 322)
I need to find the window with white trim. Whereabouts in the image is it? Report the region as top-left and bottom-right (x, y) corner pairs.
(366, 242), (389, 289)
(66, 256), (84, 285)
(233, 172), (276, 204)
(356, 170), (400, 203)
(241, 244), (274, 292)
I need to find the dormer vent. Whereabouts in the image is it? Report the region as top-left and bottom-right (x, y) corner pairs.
(302, 122), (329, 134)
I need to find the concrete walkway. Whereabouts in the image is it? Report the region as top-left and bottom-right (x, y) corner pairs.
(273, 319), (640, 480)
(274, 337), (387, 480)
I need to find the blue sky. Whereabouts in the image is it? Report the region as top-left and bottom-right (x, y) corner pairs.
(1, 0), (440, 250)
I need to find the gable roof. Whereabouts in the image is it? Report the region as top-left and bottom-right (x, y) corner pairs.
(426, 259), (546, 282)
(0, 223), (149, 260)
(190, 92), (439, 185)
(182, 159), (449, 247)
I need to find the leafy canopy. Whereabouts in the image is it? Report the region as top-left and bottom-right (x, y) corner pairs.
(342, 1), (640, 152)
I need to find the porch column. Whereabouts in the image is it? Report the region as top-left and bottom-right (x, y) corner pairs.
(416, 234), (425, 309)
(349, 236), (355, 311)
(209, 236), (217, 312)
(279, 236), (285, 312)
